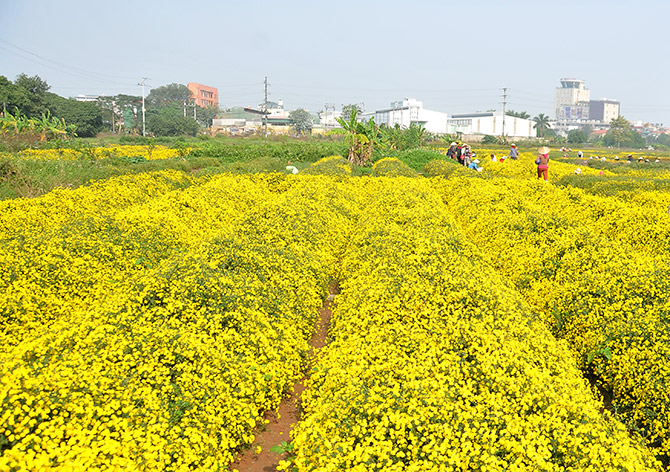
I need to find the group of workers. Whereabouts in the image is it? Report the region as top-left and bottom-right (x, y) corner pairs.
(445, 142), (482, 171)
(445, 142), (550, 181)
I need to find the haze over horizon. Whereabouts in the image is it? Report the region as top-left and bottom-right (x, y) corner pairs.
(2, 0), (669, 125)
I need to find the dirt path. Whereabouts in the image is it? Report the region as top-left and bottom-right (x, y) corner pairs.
(228, 282), (338, 472)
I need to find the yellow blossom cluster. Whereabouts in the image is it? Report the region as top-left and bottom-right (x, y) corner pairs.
(301, 155), (352, 177)
(15, 145), (190, 161)
(287, 178), (660, 471)
(372, 158), (417, 177)
(1, 167), (667, 470)
(433, 175), (670, 463)
(0, 172), (354, 470)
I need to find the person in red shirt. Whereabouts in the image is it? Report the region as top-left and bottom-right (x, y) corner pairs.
(536, 146), (550, 181)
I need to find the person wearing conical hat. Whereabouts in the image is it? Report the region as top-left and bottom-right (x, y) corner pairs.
(536, 146), (550, 182)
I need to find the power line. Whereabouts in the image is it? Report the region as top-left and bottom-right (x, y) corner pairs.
(0, 38), (136, 86)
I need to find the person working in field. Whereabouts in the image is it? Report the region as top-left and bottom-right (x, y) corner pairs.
(536, 146), (550, 182)
(509, 143), (520, 160)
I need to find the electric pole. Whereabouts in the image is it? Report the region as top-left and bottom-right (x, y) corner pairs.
(139, 77), (148, 136)
(264, 76), (269, 138)
(501, 87), (508, 140)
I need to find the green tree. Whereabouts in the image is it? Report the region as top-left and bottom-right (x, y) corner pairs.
(567, 129), (588, 144)
(146, 83), (193, 110)
(97, 94), (142, 133)
(506, 110), (530, 119)
(607, 115), (630, 148)
(329, 108), (378, 166)
(0, 76), (29, 117)
(146, 107), (199, 136)
(46, 94), (103, 138)
(289, 108), (314, 135)
(533, 113), (551, 137)
(196, 105), (219, 128)
(342, 103), (363, 122)
(13, 74), (50, 118)
(654, 133), (670, 149)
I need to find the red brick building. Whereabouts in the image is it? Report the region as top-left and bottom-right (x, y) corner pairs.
(187, 83), (219, 108)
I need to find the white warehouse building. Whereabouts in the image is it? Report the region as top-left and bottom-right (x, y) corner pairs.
(371, 98), (449, 134)
(448, 112), (535, 138)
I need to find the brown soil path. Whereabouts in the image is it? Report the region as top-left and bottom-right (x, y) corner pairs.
(228, 282), (338, 472)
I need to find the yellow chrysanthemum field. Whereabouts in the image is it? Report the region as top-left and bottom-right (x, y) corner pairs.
(1, 149), (669, 471)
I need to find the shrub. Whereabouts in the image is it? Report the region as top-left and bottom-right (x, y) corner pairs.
(372, 157), (417, 177)
(302, 155), (351, 177)
(423, 159), (470, 178)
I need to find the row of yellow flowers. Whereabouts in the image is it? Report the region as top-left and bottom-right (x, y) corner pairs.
(433, 175), (670, 464)
(287, 177), (661, 471)
(0, 172), (353, 470)
(2, 160), (668, 469)
(15, 145), (190, 161)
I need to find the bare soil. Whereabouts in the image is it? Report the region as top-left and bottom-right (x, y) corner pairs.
(228, 282), (338, 472)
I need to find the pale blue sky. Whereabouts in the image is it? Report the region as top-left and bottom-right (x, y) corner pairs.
(2, 0), (669, 124)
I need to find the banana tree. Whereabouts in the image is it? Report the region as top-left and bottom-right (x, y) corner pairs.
(329, 109), (379, 166)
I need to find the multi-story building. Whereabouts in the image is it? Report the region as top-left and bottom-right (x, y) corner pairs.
(554, 78), (590, 122)
(187, 83), (219, 108)
(589, 99), (620, 123)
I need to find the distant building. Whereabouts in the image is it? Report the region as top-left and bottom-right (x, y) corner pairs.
(372, 98), (448, 134)
(554, 78), (590, 122)
(74, 94), (99, 102)
(448, 112), (535, 138)
(187, 83), (219, 108)
(589, 99), (620, 123)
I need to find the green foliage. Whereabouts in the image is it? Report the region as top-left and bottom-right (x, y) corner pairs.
(189, 139), (346, 163)
(146, 83), (193, 110)
(341, 104), (363, 122)
(481, 135), (499, 145)
(379, 123), (427, 151)
(386, 148), (447, 171)
(97, 94), (142, 134)
(147, 107), (199, 137)
(567, 129), (588, 144)
(0, 111), (76, 152)
(533, 113), (551, 138)
(602, 116), (646, 149)
(289, 109), (314, 135)
(506, 110), (530, 119)
(606, 116), (631, 148)
(46, 94), (103, 138)
(329, 109), (378, 166)
(13, 73), (51, 118)
(271, 441), (294, 455)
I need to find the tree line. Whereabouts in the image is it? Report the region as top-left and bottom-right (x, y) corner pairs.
(0, 74), (220, 140)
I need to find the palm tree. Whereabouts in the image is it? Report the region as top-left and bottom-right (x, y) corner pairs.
(533, 113), (551, 138)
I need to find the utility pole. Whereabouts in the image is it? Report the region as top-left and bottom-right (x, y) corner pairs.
(139, 77), (148, 136)
(501, 87), (508, 140)
(263, 76), (269, 138)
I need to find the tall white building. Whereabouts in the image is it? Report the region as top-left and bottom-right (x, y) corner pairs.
(554, 79), (590, 121)
(372, 98), (448, 134)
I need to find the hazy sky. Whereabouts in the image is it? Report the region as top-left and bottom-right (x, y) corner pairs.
(2, 0), (669, 124)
